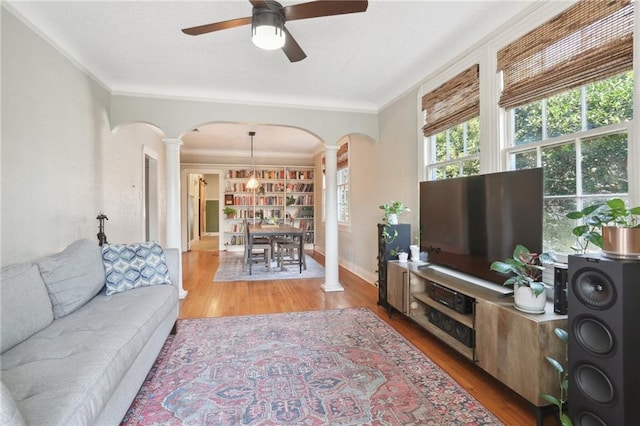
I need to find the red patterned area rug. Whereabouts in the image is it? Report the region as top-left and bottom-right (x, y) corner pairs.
(122, 308), (503, 425)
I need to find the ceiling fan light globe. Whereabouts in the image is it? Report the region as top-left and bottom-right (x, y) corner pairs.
(251, 9), (285, 50)
(252, 25), (285, 50)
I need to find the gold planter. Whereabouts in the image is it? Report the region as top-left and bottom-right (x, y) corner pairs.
(602, 226), (640, 260)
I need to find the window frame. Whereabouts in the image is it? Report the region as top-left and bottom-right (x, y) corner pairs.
(425, 117), (481, 180)
(503, 83), (632, 255)
(321, 141), (350, 228)
(336, 165), (350, 225)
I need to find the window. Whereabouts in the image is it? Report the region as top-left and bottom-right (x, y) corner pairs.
(321, 142), (350, 224)
(498, 0), (634, 254)
(337, 167), (349, 223)
(422, 64), (480, 180)
(427, 117), (480, 180)
(336, 142), (349, 223)
(506, 72), (633, 253)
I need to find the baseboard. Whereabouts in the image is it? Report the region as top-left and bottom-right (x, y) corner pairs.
(314, 248), (377, 287)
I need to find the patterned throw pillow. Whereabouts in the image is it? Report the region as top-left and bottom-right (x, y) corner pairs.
(102, 242), (171, 295)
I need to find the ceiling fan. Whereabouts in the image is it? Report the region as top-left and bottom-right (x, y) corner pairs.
(181, 0), (368, 63)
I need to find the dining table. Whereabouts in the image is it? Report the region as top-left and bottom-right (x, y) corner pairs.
(247, 224), (304, 275)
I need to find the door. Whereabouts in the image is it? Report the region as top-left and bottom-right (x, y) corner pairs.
(199, 178), (206, 238)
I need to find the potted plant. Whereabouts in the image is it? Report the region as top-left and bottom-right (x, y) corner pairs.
(222, 206), (237, 219)
(379, 201), (410, 250)
(567, 198), (640, 258)
(541, 328), (573, 426)
(390, 247), (408, 263)
(490, 245), (556, 314)
(382, 227), (398, 244)
(379, 201), (410, 225)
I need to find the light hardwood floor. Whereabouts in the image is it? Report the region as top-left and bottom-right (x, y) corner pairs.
(179, 250), (555, 426)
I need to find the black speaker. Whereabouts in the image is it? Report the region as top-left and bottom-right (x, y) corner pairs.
(426, 306), (475, 348)
(554, 264), (569, 314)
(567, 255), (640, 426)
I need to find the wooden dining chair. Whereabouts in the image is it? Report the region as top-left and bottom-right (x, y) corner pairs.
(243, 219), (271, 272)
(276, 225), (307, 271)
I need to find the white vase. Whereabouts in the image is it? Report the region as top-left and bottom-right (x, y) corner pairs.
(397, 252), (408, 263)
(409, 245), (420, 261)
(388, 213), (398, 225)
(513, 284), (547, 314)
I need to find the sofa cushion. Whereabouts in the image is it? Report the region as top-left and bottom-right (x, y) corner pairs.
(0, 382), (25, 426)
(0, 284), (178, 426)
(1, 263), (54, 353)
(102, 241), (171, 295)
(36, 239), (106, 319)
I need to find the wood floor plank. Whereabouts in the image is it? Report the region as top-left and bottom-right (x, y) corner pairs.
(179, 250), (556, 425)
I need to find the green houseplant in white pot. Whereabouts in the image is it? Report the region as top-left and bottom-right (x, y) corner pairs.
(379, 201), (410, 225)
(490, 245), (556, 314)
(379, 201), (411, 250)
(390, 247), (408, 263)
(567, 198), (640, 258)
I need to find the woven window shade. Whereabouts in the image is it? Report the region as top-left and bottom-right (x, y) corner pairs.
(337, 143), (348, 170)
(498, 0), (633, 110)
(321, 143), (349, 173)
(422, 64), (479, 137)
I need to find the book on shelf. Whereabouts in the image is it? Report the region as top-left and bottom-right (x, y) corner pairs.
(287, 170), (314, 180)
(286, 183), (314, 192)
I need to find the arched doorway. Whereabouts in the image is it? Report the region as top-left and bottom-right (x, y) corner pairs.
(179, 122), (324, 253)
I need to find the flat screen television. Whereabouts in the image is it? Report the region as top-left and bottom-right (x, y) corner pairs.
(419, 168), (543, 285)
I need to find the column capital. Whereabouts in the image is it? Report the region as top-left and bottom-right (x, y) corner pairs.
(324, 145), (339, 153)
(162, 138), (183, 147)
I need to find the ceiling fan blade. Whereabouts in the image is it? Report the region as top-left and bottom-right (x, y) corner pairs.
(249, 0), (273, 10)
(283, 0), (368, 21)
(182, 16), (252, 36)
(282, 27), (307, 62)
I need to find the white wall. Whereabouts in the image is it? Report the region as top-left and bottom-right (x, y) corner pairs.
(103, 124), (167, 245)
(110, 95), (378, 148)
(346, 94), (420, 284)
(1, 10), (111, 265)
(1, 10), (168, 265)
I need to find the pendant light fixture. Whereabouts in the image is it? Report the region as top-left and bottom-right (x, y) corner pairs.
(246, 131), (260, 190)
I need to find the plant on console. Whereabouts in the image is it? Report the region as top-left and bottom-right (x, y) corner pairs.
(490, 244), (556, 297)
(566, 197), (640, 253)
(389, 247), (406, 257)
(379, 200), (410, 244)
(379, 201), (410, 225)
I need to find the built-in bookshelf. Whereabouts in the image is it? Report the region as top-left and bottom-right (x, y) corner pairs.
(223, 166), (315, 250)
(285, 167), (315, 245)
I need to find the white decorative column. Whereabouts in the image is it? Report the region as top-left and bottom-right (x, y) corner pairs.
(322, 145), (344, 292)
(163, 138), (187, 299)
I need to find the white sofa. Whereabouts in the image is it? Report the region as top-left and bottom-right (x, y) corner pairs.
(1, 239), (179, 425)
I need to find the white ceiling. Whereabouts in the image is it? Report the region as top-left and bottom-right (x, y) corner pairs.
(5, 0), (537, 159)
